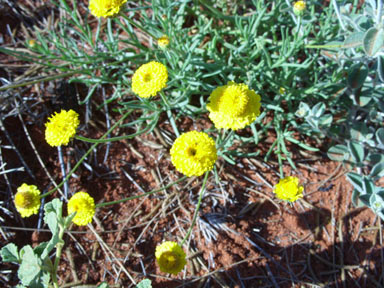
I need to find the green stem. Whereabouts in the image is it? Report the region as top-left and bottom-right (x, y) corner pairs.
(75, 124), (150, 143)
(51, 226), (66, 288)
(96, 176), (188, 208)
(160, 91), (180, 137)
(120, 13), (157, 39)
(180, 172), (209, 246)
(0, 71), (79, 91)
(40, 110), (132, 199)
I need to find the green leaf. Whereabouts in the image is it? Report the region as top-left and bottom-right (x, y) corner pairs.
(33, 242), (48, 257)
(347, 172), (364, 194)
(136, 279), (152, 288)
(363, 27), (384, 56)
(376, 128), (384, 146)
(44, 210), (58, 235)
(97, 282), (110, 288)
(29, 270), (50, 288)
(348, 141), (365, 164)
(327, 145), (349, 161)
(370, 162), (384, 179)
(1, 243), (20, 263)
(343, 31), (365, 48)
(363, 177), (374, 195)
(366, 153), (384, 165)
(347, 64), (368, 89)
(18, 246), (41, 286)
(44, 199), (63, 225)
(285, 136), (319, 151)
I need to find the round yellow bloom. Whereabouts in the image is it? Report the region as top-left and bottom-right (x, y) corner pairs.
(155, 241), (187, 275)
(206, 81), (261, 130)
(131, 61), (168, 98)
(157, 35), (170, 48)
(14, 184), (41, 218)
(170, 131), (217, 177)
(274, 176), (304, 202)
(67, 192), (95, 226)
(293, 1), (306, 15)
(45, 109), (80, 147)
(89, 0), (127, 18)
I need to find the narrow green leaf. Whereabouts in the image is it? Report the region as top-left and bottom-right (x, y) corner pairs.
(285, 136), (319, 151)
(363, 27), (384, 56)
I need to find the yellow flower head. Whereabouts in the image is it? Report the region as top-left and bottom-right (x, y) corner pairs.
(170, 131), (217, 177)
(274, 176), (304, 202)
(279, 87), (286, 95)
(157, 35), (170, 48)
(14, 184), (41, 218)
(293, 1), (306, 15)
(45, 109), (80, 147)
(67, 192), (95, 226)
(206, 81), (261, 130)
(132, 61), (168, 98)
(155, 241), (187, 275)
(89, 0), (127, 18)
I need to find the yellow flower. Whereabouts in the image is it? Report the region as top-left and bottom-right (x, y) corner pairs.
(14, 184), (41, 218)
(279, 87), (286, 95)
(67, 192), (95, 226)
(132, 61), (168, 98)
(157, 35), (170, 48)
(206, 81), (261, 130)
(45, 109), (80, 147)
(293, 1), (306, 15)
(274, 176), (304, 202)
(89, 0), (127, 18)
(170, 131), (217, 177)
(155, 241), (187, 275)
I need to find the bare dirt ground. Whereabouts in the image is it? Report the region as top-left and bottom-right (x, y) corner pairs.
(1, 1), (383, 288)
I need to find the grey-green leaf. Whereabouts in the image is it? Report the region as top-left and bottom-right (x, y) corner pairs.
(370, 162), (384, 179)
(347, 172), (364, 194)
(343, 31), (365, 48)
(136, 279), (152, 288)
(363, 27), (384, 56)
(327, 145), (349, 161)
(18, 246), (41, 286)
(348, 141), (365, 163)
(1, 243), (20, 263)
(376, 128), (384, 146)
(44, 199), (63, 224)
(347, 64), (368, 90)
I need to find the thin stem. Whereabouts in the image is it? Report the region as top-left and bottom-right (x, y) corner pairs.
(120, 13), (157, 39)
(51, 226), (65, 288)
(57, 146), (68, 199)
(160, 91), (180, 137)
(332, 0), (346, 31)
(180, 172), (209, 246)
(41, 110), (132, 199)
(96, 176), (188, 208)
(377, 0), (383, 26)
